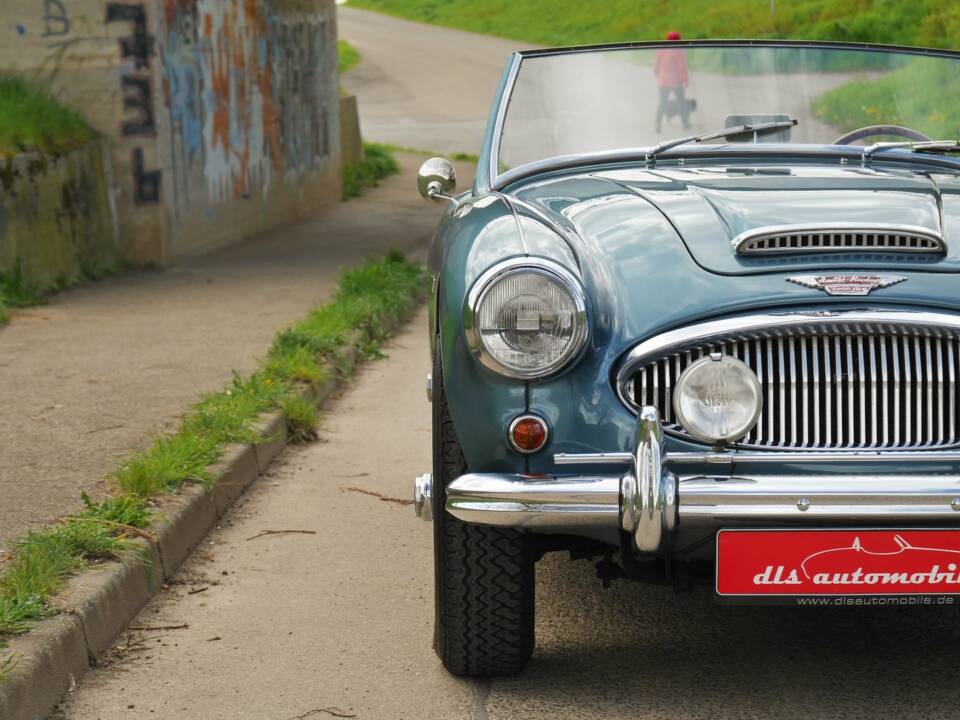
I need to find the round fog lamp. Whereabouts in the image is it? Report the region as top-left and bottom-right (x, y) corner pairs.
(673, 355), (762, 445)
(509, 415), (549, 454)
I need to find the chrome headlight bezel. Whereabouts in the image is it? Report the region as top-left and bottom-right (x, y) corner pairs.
(464, 258), (589, 380)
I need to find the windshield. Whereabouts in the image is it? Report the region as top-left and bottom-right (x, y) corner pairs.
(496, 43), (960, 175)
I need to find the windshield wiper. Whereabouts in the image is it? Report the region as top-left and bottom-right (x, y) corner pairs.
(645, 118), (799, 166)
(862, 140), (960, 165)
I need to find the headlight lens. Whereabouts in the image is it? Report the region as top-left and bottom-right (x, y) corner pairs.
(673, 354), (762, 444)
(467, 262), (587, 378)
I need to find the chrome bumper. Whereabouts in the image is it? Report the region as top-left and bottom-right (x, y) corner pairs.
(440, 407), (960, 553)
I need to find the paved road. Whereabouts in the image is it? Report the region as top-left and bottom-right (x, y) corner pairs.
(58, 313), (960, 719)
(0, 153), (462, 548)
(338, 6), (534, 157)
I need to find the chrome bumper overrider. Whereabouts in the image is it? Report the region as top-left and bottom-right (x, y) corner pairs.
(439, 407), (960, 553)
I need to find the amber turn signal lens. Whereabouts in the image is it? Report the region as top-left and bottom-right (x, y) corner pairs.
(509, 415), (549, 454)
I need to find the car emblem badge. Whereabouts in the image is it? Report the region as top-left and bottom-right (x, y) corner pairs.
(786, 274), (907, 296)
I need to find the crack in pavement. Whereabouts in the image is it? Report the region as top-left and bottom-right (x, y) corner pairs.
(470, 678), (491, 720)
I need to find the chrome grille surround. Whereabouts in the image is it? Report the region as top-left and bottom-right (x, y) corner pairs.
(615, 310), (960, 450)
(733, 224), (946, 255)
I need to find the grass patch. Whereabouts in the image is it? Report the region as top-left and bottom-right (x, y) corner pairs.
(338, 39), (362, 73)
(0, 252), (425, 641)
(282, 396), (318, 442)
(0, 518), (139, 635)
(348, 0), (960, 49)
(0, 76), (92, 156)
(343, 142), (400, 200)
(79, 492), (152, 529)
(0, 258), (120, 327)
(0, 259), (43, 310)
(812, 58), (960, 140)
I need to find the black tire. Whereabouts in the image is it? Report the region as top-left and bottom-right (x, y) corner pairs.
(432, 340), (535, 677)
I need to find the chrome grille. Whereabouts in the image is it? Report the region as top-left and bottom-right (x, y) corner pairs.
(734, 226), (945, 255)
(627, 327), (960, 450)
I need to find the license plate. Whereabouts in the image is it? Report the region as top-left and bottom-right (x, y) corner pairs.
(716, 529), (960, 605)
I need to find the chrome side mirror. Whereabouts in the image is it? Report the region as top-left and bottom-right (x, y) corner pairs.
(417, 157), (457, 203)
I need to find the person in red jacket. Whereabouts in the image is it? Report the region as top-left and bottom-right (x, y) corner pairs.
(653, 30), (692, 133)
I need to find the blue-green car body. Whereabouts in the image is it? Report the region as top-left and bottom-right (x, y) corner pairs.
(426, 40), (960, 559)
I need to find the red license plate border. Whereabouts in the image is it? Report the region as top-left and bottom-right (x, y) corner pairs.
(714, 527), (960, 606)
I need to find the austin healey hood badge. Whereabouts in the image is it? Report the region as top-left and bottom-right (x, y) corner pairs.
(786, 274), (907, 296)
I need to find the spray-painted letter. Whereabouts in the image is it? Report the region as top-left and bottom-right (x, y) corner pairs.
(131, 148), (161, 204)
(105, 3), (153, 69)
(42, 0), (69, 37)
(120, 76), (155, 136)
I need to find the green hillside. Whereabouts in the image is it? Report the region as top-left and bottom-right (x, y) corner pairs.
(347, 0), (959, 50)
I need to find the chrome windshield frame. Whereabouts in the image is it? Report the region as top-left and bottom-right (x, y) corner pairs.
(485, 39), (960, 192)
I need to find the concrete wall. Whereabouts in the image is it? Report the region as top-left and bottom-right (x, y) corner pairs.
(339, 94), (362, 168)
(1, 0), (340, 267)
(0, 142), (118, 286)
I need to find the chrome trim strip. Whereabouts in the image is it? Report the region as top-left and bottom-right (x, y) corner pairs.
(731, 223), (946, 255)
(463, 257), (589, 380)
(556, 449), (960, 465)
(555, 451), (634, 465)
(487, 53), (523, 192)
(680, 474), (960, 522)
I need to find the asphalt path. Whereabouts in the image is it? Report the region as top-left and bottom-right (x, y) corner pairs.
(338, 6), (534, 157)
(58, 312), (960, 719)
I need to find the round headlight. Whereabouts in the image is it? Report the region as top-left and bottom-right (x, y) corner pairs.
(673, 354), (762, 444)
(466, 261), (587, 379)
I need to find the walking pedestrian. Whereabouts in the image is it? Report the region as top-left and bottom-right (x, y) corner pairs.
(653, 30), (692, 133)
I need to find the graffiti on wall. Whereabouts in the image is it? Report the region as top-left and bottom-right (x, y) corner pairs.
(106, 2), (162, 203)
(41, 0), (70, 37)
(161, 0), (331, 208)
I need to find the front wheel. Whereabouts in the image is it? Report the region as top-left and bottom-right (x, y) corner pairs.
(432, 342), (535, 676)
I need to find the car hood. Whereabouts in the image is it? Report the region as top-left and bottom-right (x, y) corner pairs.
(512, 163), (960, 276)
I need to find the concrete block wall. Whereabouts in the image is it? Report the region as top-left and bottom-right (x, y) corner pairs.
(0, 142), (119, 285)
(2, 0), (340, 267)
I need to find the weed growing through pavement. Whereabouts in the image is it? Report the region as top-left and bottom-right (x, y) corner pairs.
(282, 396), (319, 442)
(0, 252), (425, 642)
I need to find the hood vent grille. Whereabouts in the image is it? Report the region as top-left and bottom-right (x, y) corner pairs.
(734, 224), (946, 256)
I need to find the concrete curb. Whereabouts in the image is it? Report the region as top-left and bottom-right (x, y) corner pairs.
(0, 314), (415, 720)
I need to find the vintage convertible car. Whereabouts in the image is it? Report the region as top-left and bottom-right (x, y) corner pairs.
(412, 40), (960, 676)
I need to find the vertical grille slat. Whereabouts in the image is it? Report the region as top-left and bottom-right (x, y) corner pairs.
(628, 326), (960, 450)
(880, 334), (889, 448)
(903, 336), (913, 446)
(949, 340), (956, 444)
(845, 336), (856, 448)
(800, 336), (809, 447)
